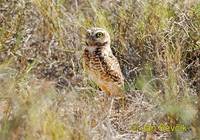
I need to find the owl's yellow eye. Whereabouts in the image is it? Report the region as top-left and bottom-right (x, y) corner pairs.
(95, 32), (104, 38)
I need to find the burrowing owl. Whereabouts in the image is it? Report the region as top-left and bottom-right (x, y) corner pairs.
(83, 27), (124, 96)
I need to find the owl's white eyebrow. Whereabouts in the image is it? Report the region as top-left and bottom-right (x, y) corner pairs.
(86, 30), (91, 33)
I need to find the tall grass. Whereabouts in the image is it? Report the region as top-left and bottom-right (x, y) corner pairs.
(0, 0), (200, 139)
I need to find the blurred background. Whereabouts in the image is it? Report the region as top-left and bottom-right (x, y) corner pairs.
(0, 0), (199, 139)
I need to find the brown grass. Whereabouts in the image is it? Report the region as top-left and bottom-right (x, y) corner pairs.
(0, 0), (200, 139)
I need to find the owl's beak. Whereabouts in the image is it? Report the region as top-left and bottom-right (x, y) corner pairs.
(85, 40), (95, 46)
(85, 41), (89, 46)
(85, 35), (96, 46)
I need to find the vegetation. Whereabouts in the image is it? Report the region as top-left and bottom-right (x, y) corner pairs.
(0, 0), (199, 139)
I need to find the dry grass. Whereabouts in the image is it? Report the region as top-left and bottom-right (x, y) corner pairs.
(0, 0), (200, 140)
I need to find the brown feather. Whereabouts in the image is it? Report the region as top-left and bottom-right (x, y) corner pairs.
(83, 27), (124, 96)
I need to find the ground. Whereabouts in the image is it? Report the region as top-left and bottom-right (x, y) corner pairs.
(0, 0), (200, 140)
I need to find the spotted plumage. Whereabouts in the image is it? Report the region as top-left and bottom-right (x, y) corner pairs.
(83, 27), (124, 96)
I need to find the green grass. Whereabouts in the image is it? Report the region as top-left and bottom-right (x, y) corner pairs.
(0, 0), (200, 139)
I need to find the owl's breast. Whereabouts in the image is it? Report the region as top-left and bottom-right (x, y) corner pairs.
(83, 48), (105, 82)
(84, 48), (103, 70)
(83, 47), (124, 91)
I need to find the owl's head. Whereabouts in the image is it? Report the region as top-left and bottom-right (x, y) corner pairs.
(85, 27), (110, 47)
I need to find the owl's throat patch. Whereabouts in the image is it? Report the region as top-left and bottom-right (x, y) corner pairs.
(95, 41), (108, 46)
(86, 41), (108, 47)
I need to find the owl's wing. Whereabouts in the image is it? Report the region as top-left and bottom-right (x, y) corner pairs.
(101, 54), (124, 85)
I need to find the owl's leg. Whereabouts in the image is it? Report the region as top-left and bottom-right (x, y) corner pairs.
(107, 84), (124, 97)
(100, 85), (112, 96)
(107, 85), (126, 110)
(100, 85), (126, 111)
